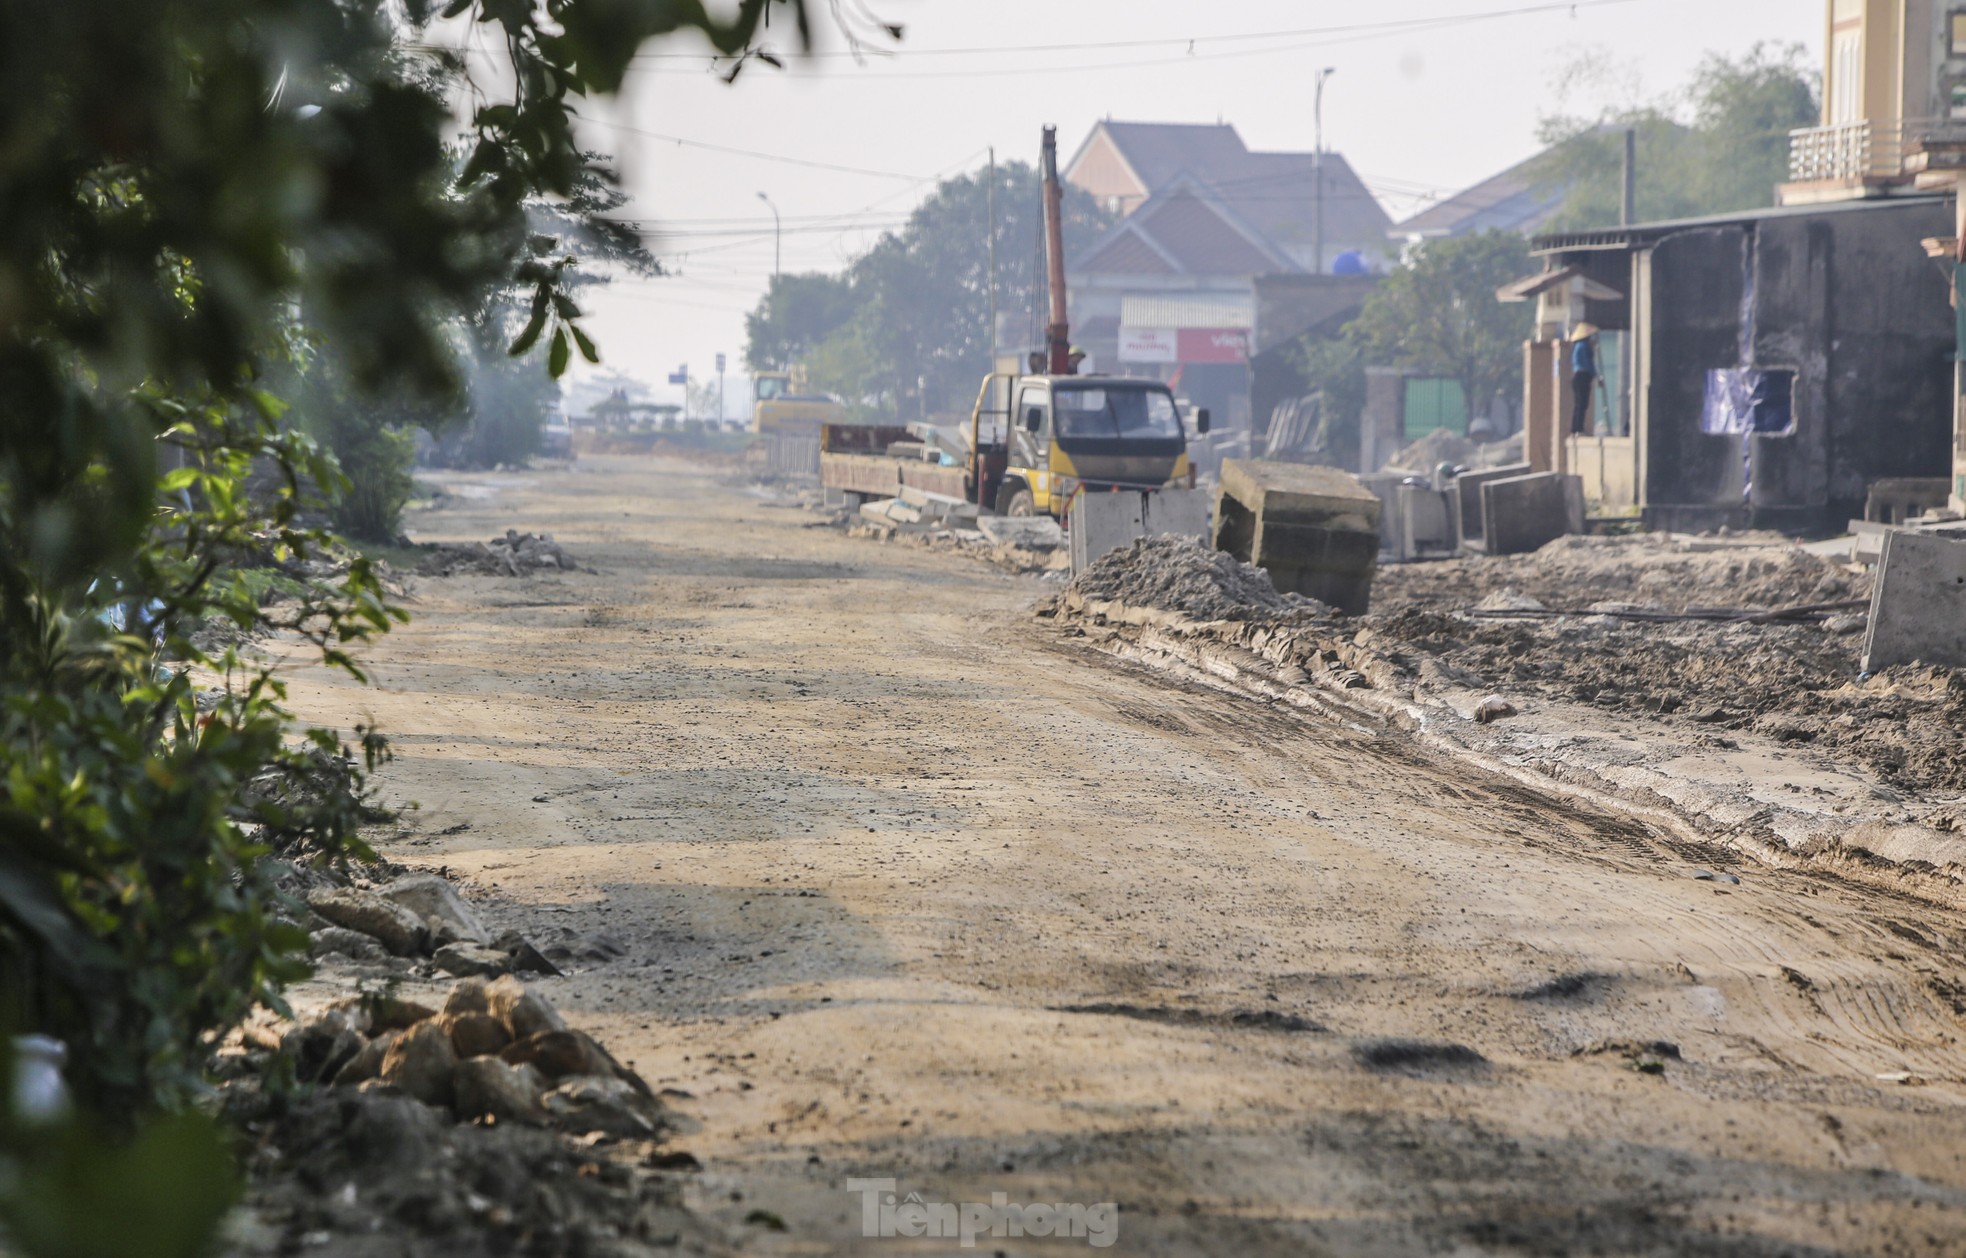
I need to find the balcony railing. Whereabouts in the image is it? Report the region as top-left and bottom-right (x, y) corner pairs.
(1787, 117), (1963, 183)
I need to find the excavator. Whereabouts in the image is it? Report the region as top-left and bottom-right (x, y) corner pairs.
(819, 126), (1207, 522)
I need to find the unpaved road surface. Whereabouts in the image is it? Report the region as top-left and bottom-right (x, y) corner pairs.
(285, 456), (1966, 1256)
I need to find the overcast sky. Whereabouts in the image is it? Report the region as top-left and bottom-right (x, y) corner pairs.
(544, 0), (1821, 414)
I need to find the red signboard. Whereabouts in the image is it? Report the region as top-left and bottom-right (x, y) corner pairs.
(1176, 328), (1249, 363)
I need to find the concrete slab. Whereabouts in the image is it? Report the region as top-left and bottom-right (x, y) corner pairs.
(1394, 483), (1456, 561)
(1142, 488), (1211, 545)
(1453, 463), (1532, 544)
(977, 515), (1064, 550)
(1217, 459), (1381, 533)
(1481, 472), (1583, 556)
(1070, 491), (1146, 574)
(1861, 528), (1966, 671)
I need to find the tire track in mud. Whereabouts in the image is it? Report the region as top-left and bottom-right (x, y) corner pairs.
(1065, 624), (1966, 1089)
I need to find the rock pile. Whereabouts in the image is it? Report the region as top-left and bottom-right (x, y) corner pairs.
(418, 529), (585, 577)
(267, 975), (669, 1139)
(1061, 536), (1335, 622)
(300, 871), (560, 980)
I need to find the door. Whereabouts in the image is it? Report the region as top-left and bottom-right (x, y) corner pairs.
(1012, 384), (1050, 506)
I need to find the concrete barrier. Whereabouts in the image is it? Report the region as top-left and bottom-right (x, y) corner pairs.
(1861, 529), (1966, 671)
(1453, 462), (1532, 547)
(1480, 472), (1583, 556)
(1069, 488), (1210, 574)
(1214, 459), (1380, 614)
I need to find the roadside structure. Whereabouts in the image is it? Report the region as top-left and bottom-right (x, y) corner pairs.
(1515, 197), (1953, 532)
(1062, 121), (1393, 452)
(1779, 0), (1966, 512)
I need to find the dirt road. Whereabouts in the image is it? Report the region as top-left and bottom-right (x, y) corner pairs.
(284, 455), (1966, 1255)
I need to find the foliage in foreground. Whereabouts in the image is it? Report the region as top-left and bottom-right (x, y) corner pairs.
(0, 5), (842, 1251)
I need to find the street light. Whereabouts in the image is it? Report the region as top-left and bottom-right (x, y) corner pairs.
(756, 191), (780, 280)
(1314, 66), (1337, 275)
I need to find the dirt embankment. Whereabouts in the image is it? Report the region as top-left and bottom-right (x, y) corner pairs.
(1052, 534), (1966, 878)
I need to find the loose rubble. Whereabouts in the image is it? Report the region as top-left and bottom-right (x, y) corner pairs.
(418, 529), (587, 577)
(227, 851), (698, 1256)
(1049, 527), (1966, 892)
(1054, 535), (1336, 623)
(834, 495), (1072, 576)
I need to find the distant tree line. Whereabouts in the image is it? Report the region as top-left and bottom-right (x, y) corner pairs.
(743, 162), (1112, 419)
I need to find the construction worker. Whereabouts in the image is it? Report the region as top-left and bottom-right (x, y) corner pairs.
(1067, 345), (1087, 375)
(1569, 322), (1600, 435)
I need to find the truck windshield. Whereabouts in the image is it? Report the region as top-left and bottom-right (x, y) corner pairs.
(1053, 386), (1183, 440)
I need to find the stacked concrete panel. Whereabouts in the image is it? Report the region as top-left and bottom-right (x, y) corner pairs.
(1214, 459), (1380, 614)
(1480, 471), (1584, 556)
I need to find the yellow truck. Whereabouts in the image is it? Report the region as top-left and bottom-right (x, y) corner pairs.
(816, 124), (1209, 522)
(963, 371), (1205, 518)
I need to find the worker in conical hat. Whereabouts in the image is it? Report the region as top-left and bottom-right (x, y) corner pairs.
(1569, 322), (1600, 435)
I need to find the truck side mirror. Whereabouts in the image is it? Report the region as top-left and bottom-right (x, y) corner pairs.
(1024, 406), (1043, 433)
(1195, 408), (1211, 435)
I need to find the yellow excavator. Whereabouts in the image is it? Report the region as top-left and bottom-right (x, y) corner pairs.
(752, 365), (846, 437)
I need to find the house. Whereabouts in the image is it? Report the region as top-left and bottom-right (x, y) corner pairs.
(1390, 150), (1569, 248)
(1062, 121), (1393, 443)
(1517, 196), (1955, 533)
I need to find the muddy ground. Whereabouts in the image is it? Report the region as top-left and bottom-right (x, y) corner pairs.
(1365, 536), (1966, 797)
(274, 455), (1966, 1256)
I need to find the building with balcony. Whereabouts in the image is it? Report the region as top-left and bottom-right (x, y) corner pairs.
(1780, 0), (1966, 203)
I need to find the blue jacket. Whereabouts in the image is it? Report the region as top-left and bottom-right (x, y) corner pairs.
(1571, 337), (1597, 375)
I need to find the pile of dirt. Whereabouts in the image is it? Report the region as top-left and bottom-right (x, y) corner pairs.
(1063, 536), (1333, 622)
(1374, 533), (1869, 617)
(1382, 429), (1524, 474)
(418, 530), (585, 578)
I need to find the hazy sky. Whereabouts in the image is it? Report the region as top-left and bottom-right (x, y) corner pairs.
(547, 0), (1822, 413)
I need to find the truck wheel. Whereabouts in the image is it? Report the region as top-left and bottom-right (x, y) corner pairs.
(1003, 488), (1036, 517)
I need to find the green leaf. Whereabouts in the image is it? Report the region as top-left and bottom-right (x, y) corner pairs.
(548, 327), (570, 378)
(571, 325), (599, 364)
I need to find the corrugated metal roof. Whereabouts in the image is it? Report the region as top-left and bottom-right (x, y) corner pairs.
(1120, 293), (1253, 328)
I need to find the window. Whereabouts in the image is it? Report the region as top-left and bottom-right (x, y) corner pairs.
(1054, 386), (1184, 440)
(1952, 12), (1966, 58)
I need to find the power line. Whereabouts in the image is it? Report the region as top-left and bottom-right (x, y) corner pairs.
(571, 115), (928, 180)
(618, 0), (1646, 63)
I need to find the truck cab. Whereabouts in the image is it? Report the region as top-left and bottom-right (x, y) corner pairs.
(968, 373), (1207, 518)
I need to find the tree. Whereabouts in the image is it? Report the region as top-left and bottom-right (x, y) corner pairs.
(745, 273), (860, 371)
(1535, 43), (1820, 230)
(0, 3), (854, 1241)
(1349, 231), (1535, 421)
(743, 161), (1113, 418)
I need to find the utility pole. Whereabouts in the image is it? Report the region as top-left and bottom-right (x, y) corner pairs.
(1314, 67), (1337, 276)
(987, 146), (998, 369)
(716, 351), (726, 426)
(1620, 128), (1636, 227)
(756, 191), (780, 279)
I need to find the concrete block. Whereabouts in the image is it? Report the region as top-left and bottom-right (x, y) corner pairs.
(1142, 488), (1211, 544)
(1216, 458), (1380, 614)
(1481, 472), (1583, 556)
(1355, 473), (1406, 553)
(1861, 529), (1966, 671)
(1394, 483), (1456, 561)
(1218, 459), (1381, 533)
(1070, 491), (1146, 574)
(1453, 463), (1532, 545)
